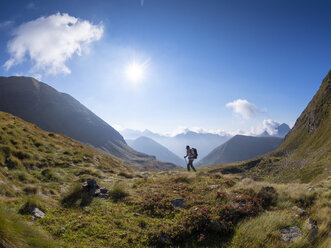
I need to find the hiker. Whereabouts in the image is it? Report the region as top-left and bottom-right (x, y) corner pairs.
(184, 145), (197, 172)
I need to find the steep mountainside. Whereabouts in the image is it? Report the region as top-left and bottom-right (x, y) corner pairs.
(127, 136), (185, 167)
(197, 135), (282, 167)
(208, 70), (331, 183)
(0, 76), (177, 170)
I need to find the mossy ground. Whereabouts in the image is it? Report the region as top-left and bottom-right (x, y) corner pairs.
(0, 111), (330, 247)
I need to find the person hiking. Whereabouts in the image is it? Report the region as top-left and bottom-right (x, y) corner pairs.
(184, 145), (197, 172)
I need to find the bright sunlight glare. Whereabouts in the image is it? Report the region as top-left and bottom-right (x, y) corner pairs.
(126, 62), (145, 82)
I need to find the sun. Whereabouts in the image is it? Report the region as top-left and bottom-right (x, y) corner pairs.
(126, 62), (145, 83)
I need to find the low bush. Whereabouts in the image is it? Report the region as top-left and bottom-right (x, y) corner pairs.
(136, 192), (174, 217)
(19, 197), (45, 215)
(294, 192), (317, 208)
(173, 176), (192, 184)
(109, 183), (129, 202)
(61, 183), (93, 207)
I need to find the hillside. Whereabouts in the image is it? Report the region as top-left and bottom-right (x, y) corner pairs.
(127, 136), (185, 167)
(0, 112), (330, 248)
(197, 135), (282, 167)
(0, 76), (177, 171)
(208, 70), (331, 183)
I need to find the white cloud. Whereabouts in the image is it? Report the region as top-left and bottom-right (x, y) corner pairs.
(4, 13), (103, 75)
(226, 99), (262, 119)
(247, 119), (281, 136)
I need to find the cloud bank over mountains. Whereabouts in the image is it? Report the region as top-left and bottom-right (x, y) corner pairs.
(4, 13), (103, 75)
(226, 99), (263, 119)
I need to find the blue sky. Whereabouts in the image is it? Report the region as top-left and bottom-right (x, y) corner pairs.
(1, 0), (331, 135)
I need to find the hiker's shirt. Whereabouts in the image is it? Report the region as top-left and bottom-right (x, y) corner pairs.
(187, 149), (194, 160)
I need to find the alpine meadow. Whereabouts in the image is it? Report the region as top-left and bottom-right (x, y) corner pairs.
(0, 1), (330, 248)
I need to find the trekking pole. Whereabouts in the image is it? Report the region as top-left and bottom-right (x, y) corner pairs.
(184, 157), (187, 165)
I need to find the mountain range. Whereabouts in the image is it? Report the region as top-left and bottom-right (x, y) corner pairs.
(197, 135), (283, 167)
(0, 76), (178, 171)
(121, 129), (232, 160)
(126, 136), (185, 166)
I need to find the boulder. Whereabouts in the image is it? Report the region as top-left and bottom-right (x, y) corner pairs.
(31, 208), (45, 219)
(292, 206), (307, 216)
(171, 198), (186, 208)
(83, 179), (100, 195)
(276, 226), (302, 242)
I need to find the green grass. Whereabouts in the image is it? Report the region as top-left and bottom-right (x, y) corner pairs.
(0, 206), (57, 248)
(1, 111), (330, 247)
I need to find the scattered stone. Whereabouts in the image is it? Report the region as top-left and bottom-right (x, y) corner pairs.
(133, 213), (141, 217)
(82, 156), (88, 160)
(208, 185), (219, 189)
(173, 190), (178, 193)
(208, 221), (222, 233)
(82, 179), (109, 198)
(100, 187), (109, 194)
(292, 206), (307, 216)
(171, 198), (186, 208)
(236, 176), (245, 181)
(307, 187), (315, 192)
(31, 208), (45, 219)
(61, 227), (66, 231)
(276, 226), (302, 242)
(30, 166), (38, 170)
(305, 218), (318, 240)
(68, 163), (76, 167)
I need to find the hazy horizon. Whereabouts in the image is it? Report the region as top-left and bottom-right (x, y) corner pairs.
(1, 0), (330, 135)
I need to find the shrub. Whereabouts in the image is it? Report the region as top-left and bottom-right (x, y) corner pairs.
(294, 192), (317, 208)
(109, 183), (129, 202)
(61, 183), (93, 207)
(19, 197), (45, 215)
(41, 168), (59, 182)
(136, 192), (174, 217)
(118, 171), (133, 179)
(6, 155), (23, 169)
(23, 186), (38, 195)
(257, 186), (278, 209)
(173, 176), (192, 184)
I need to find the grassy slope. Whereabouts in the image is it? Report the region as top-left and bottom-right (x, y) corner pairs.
(0, 111), (330, 247)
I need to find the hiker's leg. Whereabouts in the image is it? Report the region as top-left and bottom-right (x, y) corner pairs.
(187, 161), (190, 171)
(190, 160), (197, 172)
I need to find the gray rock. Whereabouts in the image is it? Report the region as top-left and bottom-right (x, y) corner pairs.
(31, 208), (45, 219)
(98, 193), (109, 199)
(208, 185), (219, 189)
(171, 198), (186, 208)
(307, 187), (315, 192)
(305, 218), (318, 240)
(83, 179), (100, 195)
(100, 187), (109, 194)
(61, 227), (66, 231)
(292, 206), (307, 216)
(134, 213), (141, 217)
(276, 226), (302, 242)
